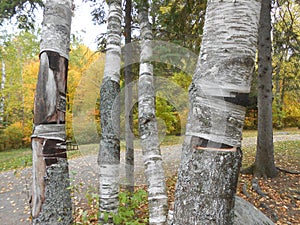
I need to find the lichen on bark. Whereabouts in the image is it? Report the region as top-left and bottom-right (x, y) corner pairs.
(138, 2), (168, 224)
(98, 0), (122, 223)
(32, 158), (72, 225)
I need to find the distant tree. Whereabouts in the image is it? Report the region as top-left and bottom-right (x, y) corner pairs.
(0, 31), (39, 142)
(243, 0), (278, 178)
(0, 0), (43, 30)
(153, 0), (206, 53)
(173, 0), (261, 224)
(31, 0), (73, 223)
(272, 0), (300, 128)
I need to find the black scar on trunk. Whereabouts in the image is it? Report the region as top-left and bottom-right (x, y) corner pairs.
(43, 139), (67, 166)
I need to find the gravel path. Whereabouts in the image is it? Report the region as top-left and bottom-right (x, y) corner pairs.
(1, 134), (300, 225)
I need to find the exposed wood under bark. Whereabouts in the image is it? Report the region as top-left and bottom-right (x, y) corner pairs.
(31, 1), (73, 221)
(31, 51), (72, 224)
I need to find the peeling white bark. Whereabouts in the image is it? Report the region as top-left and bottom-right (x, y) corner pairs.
(40, 0), (73, 59)
(103, 1), (122, 83)
(32, 124), (66, 141)
(31, 138), (46, 219)
(187, 0), (261, 148)
(138, 3), (168, 225)
(98, 0), (122, 223)
(173, 0), (261, 224)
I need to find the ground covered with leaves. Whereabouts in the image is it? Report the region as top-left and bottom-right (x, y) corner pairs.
(236, 140), (300, 225)
(73, 140), (300, 225)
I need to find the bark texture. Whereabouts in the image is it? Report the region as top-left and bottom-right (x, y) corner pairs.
(254, 0), (278, 178)
(40, 0), (72, 59)
(186, 0), (261, 147)
(138, 3), (168, 224)
(124, 0), (134, 193)
(174, 137), (242, 224)
(234, 196), (274, 225)
(173, 0), (261, 224)
(98, 0), (122, 223)
(0, 60), (5, 125)
(31, 1), (73, 224)
(169, 196), (274, 225)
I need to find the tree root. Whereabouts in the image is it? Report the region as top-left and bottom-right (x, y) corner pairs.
(242, 183), (251, 198)
(259, 202), (279, 222)
(276, 167), (300, 175)
(240, 165), (254, 175)
(251, 178), (267, 197)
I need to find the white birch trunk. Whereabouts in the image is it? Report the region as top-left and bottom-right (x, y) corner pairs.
(138, 3), (168, 225)
(0, 60), (5, 125)
(98, 0), (122, 223)
(31, 0), (73, 224)
(173, 0), (261, 224)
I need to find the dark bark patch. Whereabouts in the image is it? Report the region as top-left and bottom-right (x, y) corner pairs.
(100, 77), (120, 137)
(193, 137), (234, 149)
(43, 139), (67, 166)
(44, 51), (61, 71)
(224, 93), (249, 107)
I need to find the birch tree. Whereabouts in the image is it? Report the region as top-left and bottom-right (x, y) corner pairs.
(173, 0), (261, 224)
(98, 0), (122, 223)
(0, 60), (5, 125)
(31, 0), (73, 224)
(138, 1), (168, 224)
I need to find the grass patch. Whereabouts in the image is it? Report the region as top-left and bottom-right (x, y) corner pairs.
(242, 127), (300, 138)
(0, 148), (32, 172)
(241, 140), (300, 169)
(1, 133), (299, 172)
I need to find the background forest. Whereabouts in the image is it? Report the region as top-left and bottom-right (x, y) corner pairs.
(0, 0), (299, 151)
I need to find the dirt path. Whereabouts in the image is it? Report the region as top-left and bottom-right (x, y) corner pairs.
(1, 134), (299, 225)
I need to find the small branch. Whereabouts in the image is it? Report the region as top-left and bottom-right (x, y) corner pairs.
(276, 167), (300, 175)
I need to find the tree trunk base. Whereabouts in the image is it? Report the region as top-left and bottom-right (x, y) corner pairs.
(234, 196), (274, 225)
(169, 196), (274, 225)
(241, 164), (278, 178)
(32, 158), (72, 225)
